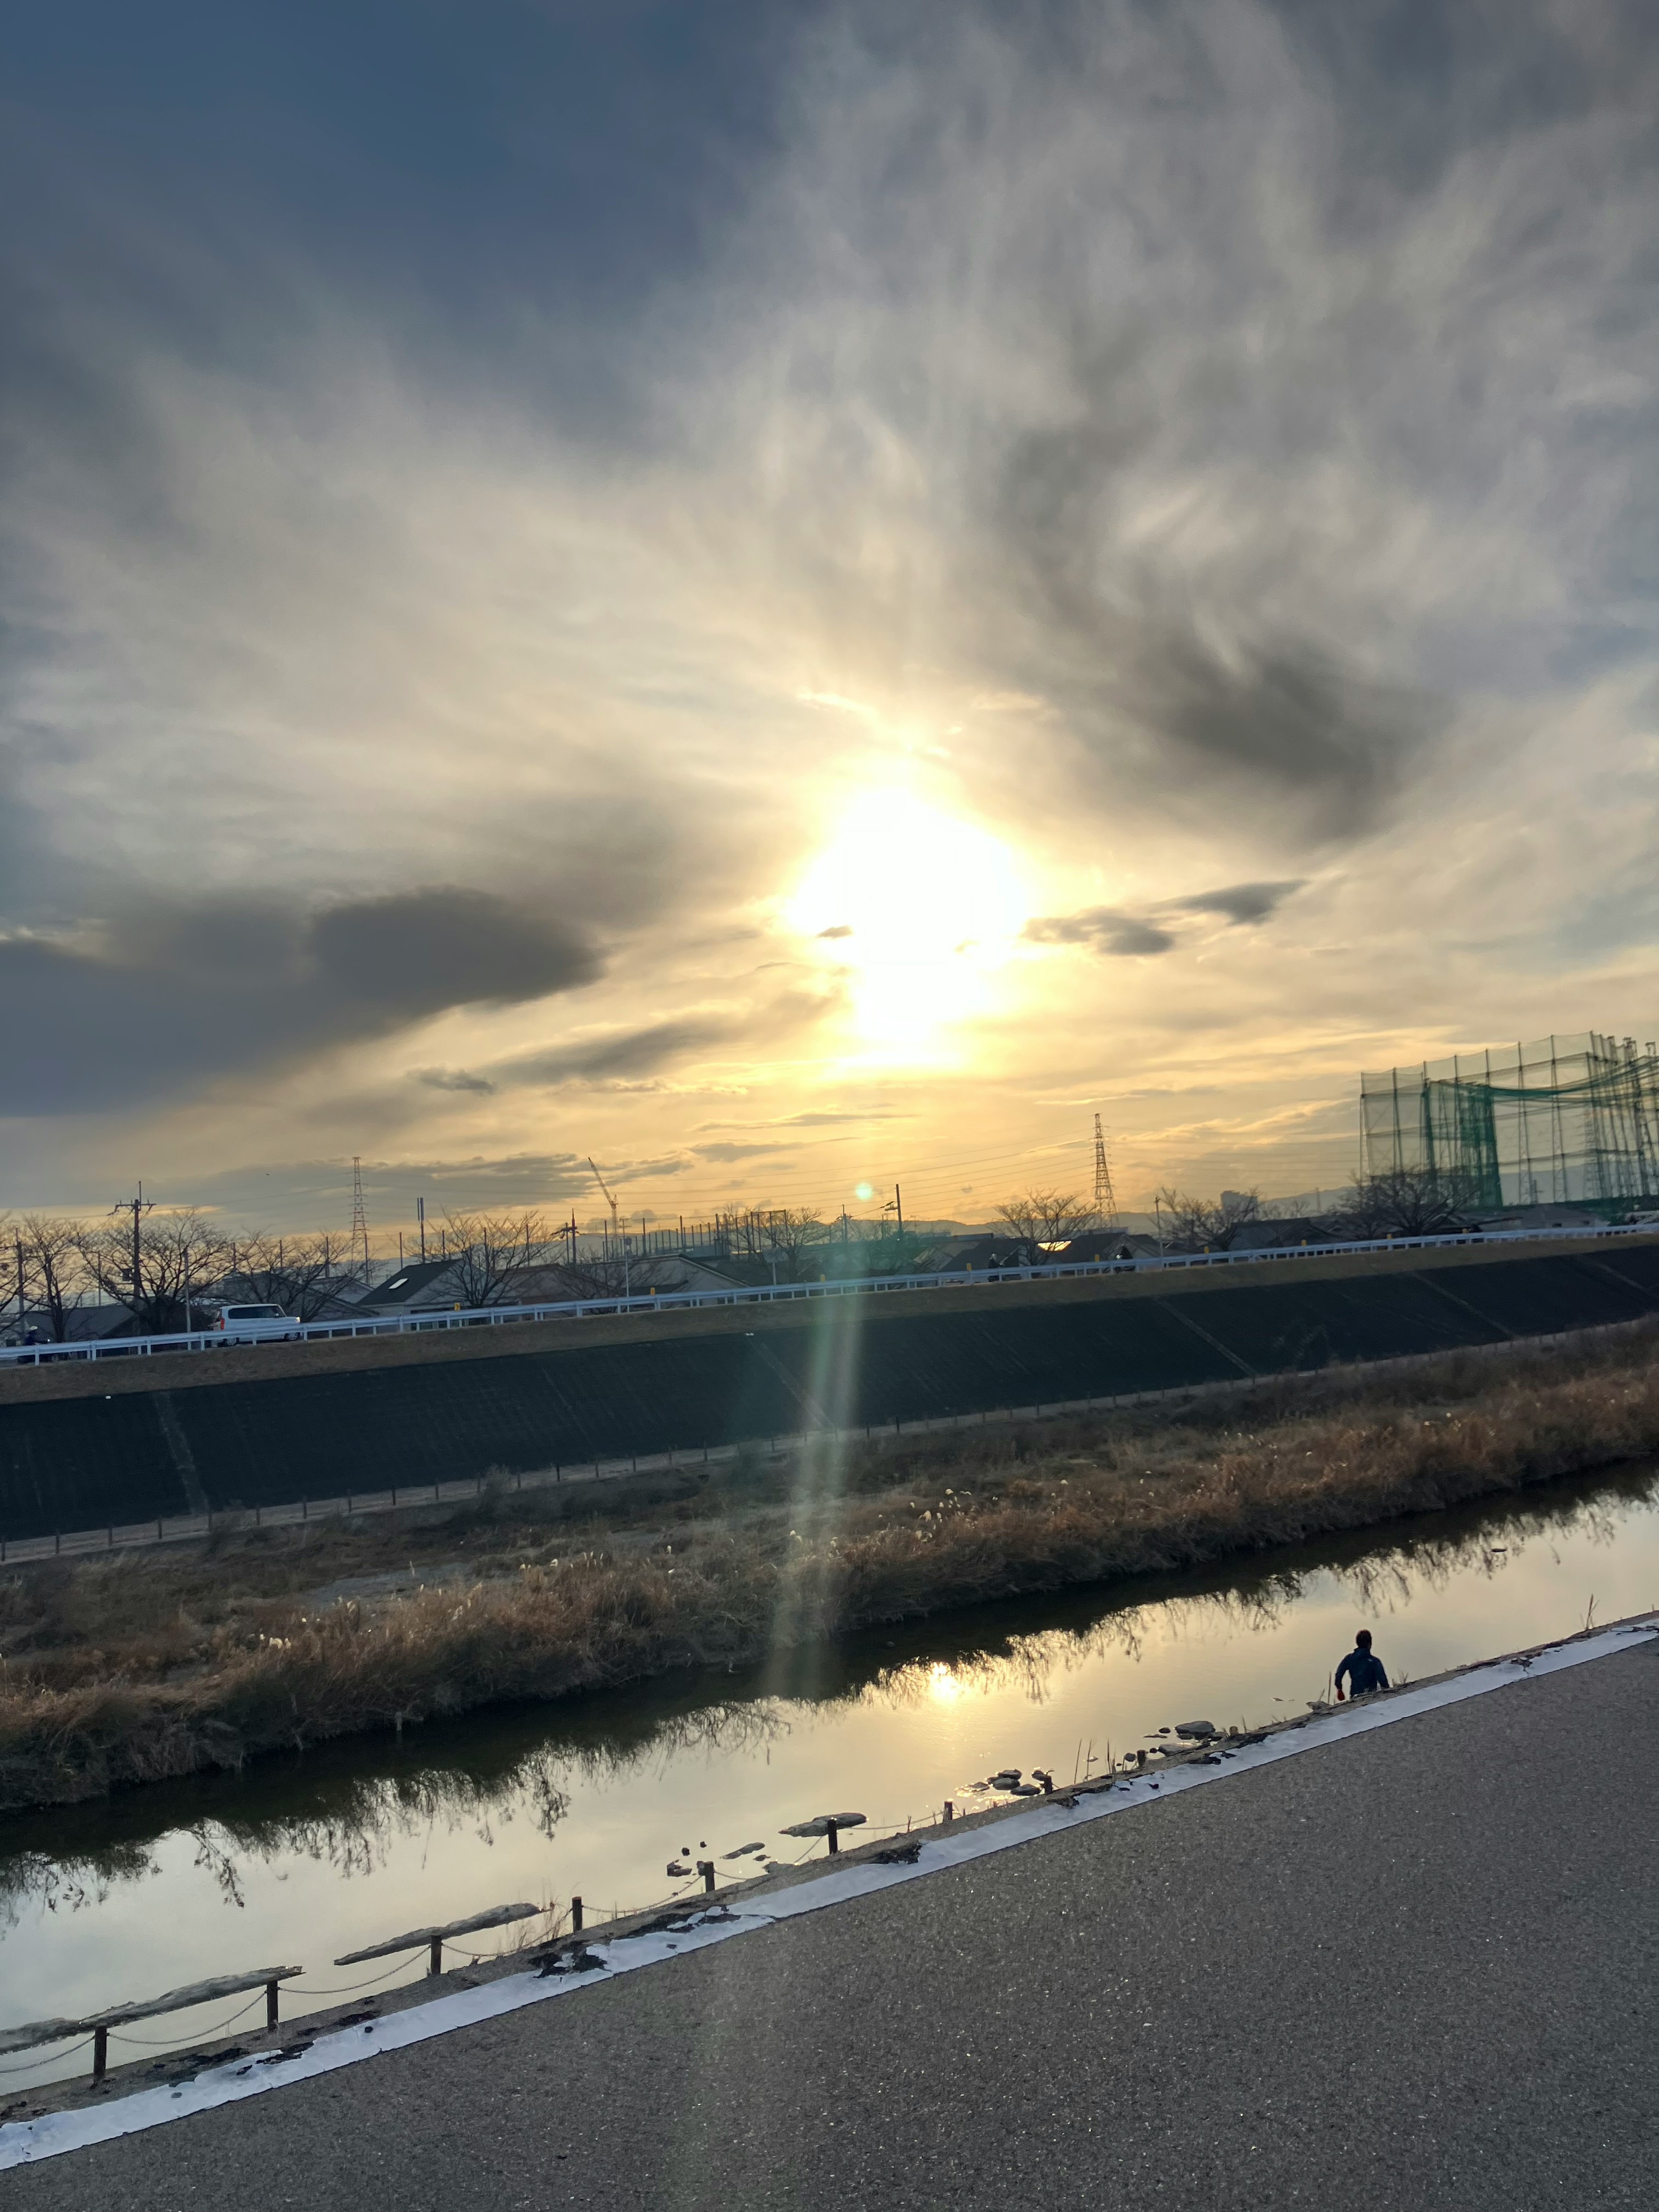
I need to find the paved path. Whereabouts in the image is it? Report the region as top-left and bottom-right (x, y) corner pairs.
(11, 1643), (1658, 2210)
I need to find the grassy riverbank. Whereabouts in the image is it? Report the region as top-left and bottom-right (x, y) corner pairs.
(5, 1327), (1659, 1812)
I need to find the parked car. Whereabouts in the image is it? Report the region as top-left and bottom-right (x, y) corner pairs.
(213, 1302), (303, 1344)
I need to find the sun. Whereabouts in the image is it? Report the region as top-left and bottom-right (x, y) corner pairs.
(789, 789), (1028, 1054)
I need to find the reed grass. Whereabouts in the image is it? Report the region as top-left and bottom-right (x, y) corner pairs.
(3, 1327), (1659, 1810)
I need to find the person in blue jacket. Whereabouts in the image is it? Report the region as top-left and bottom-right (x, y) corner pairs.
(1335, 1628), (1389, 1700)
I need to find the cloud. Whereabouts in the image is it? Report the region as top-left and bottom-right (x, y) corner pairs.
(414, 1067), (498, 1095)
(1027, 878), (1305, 957)
(778, 1108), (906, 1125)
(1160, 880), (1305, 926)
(486, 1017), (750, 1090)
(0, 887), (598, 1116)
(691, 1140), (793, 1162)
(3, 0), (1657, 1212)
(1024, 909), (1178, 957)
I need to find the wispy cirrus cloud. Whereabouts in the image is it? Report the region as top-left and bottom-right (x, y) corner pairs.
(3, 0), (1657, 1220)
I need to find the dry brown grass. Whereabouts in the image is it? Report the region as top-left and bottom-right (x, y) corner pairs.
(4, 1327), (1659, 1811)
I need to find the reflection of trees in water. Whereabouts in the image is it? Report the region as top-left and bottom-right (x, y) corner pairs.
(4, 1467), (1653, 1920)
(0, 1842), (154, 1932)
(863, 1467), (1659, 1717)
(0, 1700), (792, 1916)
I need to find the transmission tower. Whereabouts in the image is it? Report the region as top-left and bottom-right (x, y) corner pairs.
(1093, 1113), (1119, 1224)
(350, 1156), (369, 1273)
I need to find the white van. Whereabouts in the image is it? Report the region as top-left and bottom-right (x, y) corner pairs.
(214, 1303), (302, 1344)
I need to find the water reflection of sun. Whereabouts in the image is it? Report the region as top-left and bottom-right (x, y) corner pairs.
(790, 789), (1027, 1057)
(927, 1661), (963, 1704)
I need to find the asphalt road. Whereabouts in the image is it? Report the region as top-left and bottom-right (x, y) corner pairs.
(12, 1643), (1658, 2211)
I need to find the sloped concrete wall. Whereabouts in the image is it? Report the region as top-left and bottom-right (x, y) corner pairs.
(1, 1249), (1655, 1540)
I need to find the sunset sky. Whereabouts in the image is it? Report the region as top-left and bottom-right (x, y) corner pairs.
(4, 2), (1656, 1236)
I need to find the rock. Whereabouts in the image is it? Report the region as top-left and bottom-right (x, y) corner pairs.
(780, 1813), (868, 1837)
(873, 1838), (923, 1864)
(1007, 1783), (1041, 1796)
(1173, 1720), (1217, 1739)
(666, 1861), (691, 1878)
(722, 1841), (765, 1859)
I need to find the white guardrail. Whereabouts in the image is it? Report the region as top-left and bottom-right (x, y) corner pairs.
(1, 1220), (1655, 1372)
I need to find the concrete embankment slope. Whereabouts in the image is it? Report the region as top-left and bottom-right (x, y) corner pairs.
(8, 1628), (1656, 2209)
(4, 1234), (1659, 1540)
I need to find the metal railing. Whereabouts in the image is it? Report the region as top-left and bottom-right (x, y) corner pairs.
(2, 1218), (1653, 1371)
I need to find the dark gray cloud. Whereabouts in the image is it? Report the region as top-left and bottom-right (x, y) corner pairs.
(0, 887), (598, 1116)
(1027, 877), (1304, 956)
(691, 1140), (793, 1162)
(187, 1150), (600, 1229)
(415, 1067), (499, 1095)
(1160, 879), (1305, 925)
(487, 1017), (747, 1090)
(1024, 909), (1178, 957)
(987, 398), (1449, 839)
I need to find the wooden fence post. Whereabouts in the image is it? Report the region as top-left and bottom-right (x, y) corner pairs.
(572, 1896), (583, 1933)
(92, 2026), (108, 2082)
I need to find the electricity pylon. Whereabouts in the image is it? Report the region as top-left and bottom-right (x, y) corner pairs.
(1093, 1114), (1119, 1224)
(350, 1157), (369, 1273)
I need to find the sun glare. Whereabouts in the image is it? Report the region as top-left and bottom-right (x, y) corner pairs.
(790, 790), (1027, 1054)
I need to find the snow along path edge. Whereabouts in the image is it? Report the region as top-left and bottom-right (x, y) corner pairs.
(5, 1615), (1655, 2170)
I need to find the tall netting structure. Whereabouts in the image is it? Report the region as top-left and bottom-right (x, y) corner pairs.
(1360, 1033), (1659, 1212)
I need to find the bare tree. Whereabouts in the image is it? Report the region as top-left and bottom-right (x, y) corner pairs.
(995, 1189), (1102, 1261)
(757, 1207), (827, 1279)
(75, 1211), (234, 1332)
(1326, 1167), (1477, 1240)
(550, 1254), (637, 1299)
(229, 1231), (374, 1320)
(441, 1210), (550, 1306)
(0, 1222), (19, 1335)
(13, 1216), (86, 1341)
(1154, 1187), (1262, 1252)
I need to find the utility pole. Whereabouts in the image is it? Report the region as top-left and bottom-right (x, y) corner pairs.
(112, 1185), (153, 1323)
(894, 1183), (903, 1239)
(1093, 1113), (1119, 1224)
(417, 1195), (426, 1262)
(1154, 1194), (1164, 1258)
(350, 1157), (369, 1276)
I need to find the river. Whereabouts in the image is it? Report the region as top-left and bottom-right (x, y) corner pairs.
(4, 1460), (1658, 2092)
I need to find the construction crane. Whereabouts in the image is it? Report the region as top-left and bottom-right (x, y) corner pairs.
(587, 1157), (621, 1249)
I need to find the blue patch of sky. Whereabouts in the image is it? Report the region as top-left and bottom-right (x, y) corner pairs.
(5, 1), (825, 398)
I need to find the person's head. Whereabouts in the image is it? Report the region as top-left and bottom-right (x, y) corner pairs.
(1355, 1629), (1373, 1650)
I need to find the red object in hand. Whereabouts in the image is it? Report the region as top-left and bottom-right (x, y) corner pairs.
(1336, 1688), (1346, 1702)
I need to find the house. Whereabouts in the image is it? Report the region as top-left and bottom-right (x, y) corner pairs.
(3, 1302), (133, 1348)
(1471, 1203), (1601, 1233)
(1225, 1217), (1339, 1251)
(1044, 1231), (1145, 1264)
(353, 1259), (468, 1314)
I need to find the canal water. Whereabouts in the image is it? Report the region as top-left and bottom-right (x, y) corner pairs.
(4, 1462), (1658, 2091)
